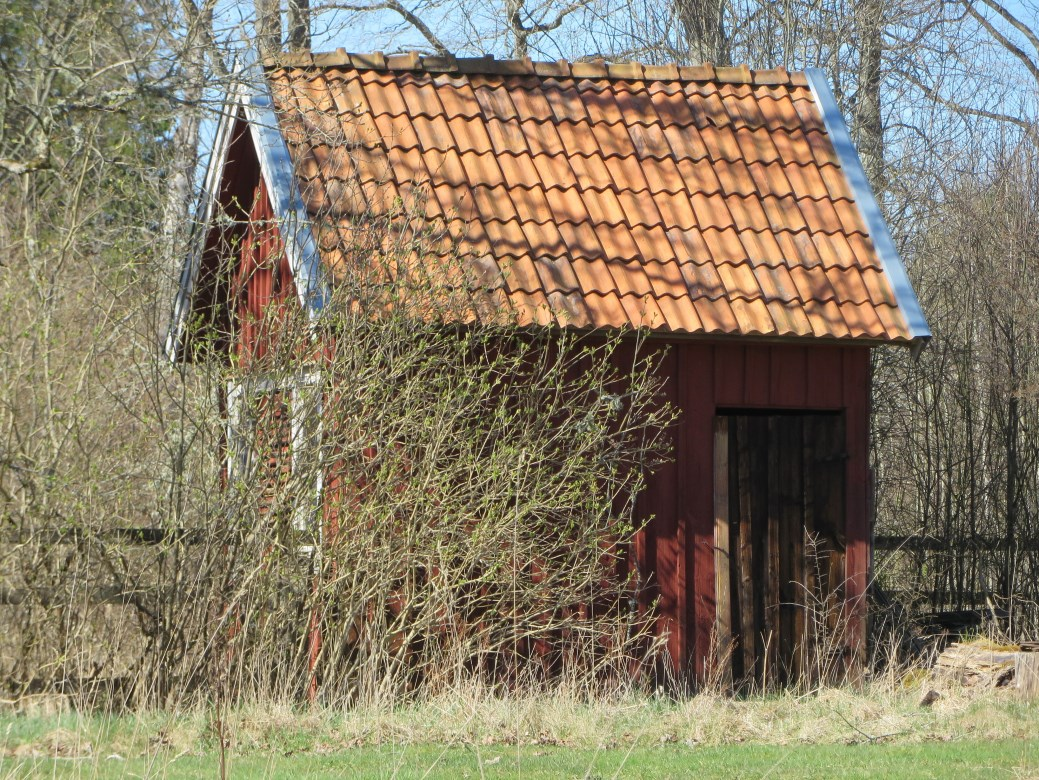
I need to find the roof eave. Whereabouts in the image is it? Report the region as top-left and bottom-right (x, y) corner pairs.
(612, 328), (926, 349)
(804, 69), (930, 350)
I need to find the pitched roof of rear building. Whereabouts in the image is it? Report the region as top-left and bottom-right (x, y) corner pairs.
(167, 50), (930, 358)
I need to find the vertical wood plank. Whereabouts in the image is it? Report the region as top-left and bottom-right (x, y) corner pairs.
(750, 418), (769, 684)
(843, 348), (870, 680)
(744, 346), (771, 407)
(688, 345), (718, 681)
(773, 417), (790, 685)
(789, 416), (806, 684)
(713, 416), (733, 686)
(773, 415), (804, 685)
(805, 347), (843, 409)
(765, 418), (781, 688)
(635, 343), (666, 622)
(769, 345), (807, 408)
(677, 343), (692, 676)
(736, 417), (757, 681)
(647, 346), (681, 670)
(802, 416), (819, 687)
(713, 344), (744, 407)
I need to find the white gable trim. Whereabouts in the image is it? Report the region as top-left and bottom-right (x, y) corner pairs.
(163, 88), (242, 363)
(804, 69), (930, 345)
(165, 48), (330, 363)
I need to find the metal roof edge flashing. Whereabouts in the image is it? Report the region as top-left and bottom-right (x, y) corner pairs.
(238, 46), (330, 322)
(804, 68), (930, 345)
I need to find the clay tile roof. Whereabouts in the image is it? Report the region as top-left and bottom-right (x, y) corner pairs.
(265, 51), (927, 343)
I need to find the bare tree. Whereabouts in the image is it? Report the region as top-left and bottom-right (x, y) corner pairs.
(289, 0), (313, 51)
(672, 0), (729, 64)
(257, 0), (283, 60)
(852, 0), (885, 187)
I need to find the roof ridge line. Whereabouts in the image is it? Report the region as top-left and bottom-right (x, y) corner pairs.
(266, 50), (808, 86)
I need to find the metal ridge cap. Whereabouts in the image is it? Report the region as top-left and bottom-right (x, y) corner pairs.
(804, 68), (930, 344)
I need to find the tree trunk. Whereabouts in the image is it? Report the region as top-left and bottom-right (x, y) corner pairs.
(256, 0), (282, 61)
(506, 0), (529, 58)
(288, 0), (310, 52)
(672, 0), (730, 65)
(1004, 339), (1019, 606)
(854, 0), (885, 190)
(158, 54), (205, 344)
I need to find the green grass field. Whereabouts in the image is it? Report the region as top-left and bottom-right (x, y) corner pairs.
(4, 740), (1039, 779)
(3, 687), (1038, 779)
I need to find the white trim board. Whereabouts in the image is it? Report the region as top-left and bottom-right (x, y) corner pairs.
(225, 373), (324, 537)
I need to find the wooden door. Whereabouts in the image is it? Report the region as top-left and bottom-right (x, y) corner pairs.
(712, 412), (847, 689)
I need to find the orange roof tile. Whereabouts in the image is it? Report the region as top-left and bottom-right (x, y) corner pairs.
(266, 52), (928, 343)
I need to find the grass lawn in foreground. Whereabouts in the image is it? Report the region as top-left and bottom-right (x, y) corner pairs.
(3, 740), (1039, 779)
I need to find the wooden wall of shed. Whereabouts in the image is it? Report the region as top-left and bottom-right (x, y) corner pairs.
(235, 178), (300, 364)
(227, 192), (874, 685)
(633, 341), (871, 683)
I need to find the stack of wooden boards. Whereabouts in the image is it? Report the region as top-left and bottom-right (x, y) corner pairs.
(934, 640), (1039, 695)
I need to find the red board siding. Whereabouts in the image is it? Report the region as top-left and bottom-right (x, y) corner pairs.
(638, 341), (871, 680)
(235, 179), (300, 364)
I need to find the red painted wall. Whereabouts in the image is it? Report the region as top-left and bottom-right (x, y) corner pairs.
(234, 180), (299, 365)
(635, 341), (871, 680)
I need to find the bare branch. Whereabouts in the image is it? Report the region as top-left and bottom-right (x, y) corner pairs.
(256, 0), (283, 60)
(978, 0), (1039, 56)
(900, 67), (1034, 130)
(322, 1), (451, 54)
(289, 0), (312, 51)
(523, 0), (594, 35)
(0, 154), (50, 176)
(179, 0), (230, 79)
(962, 0), (1039, 85)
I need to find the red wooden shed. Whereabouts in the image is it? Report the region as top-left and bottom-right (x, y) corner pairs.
(168, 49), (929, 685)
